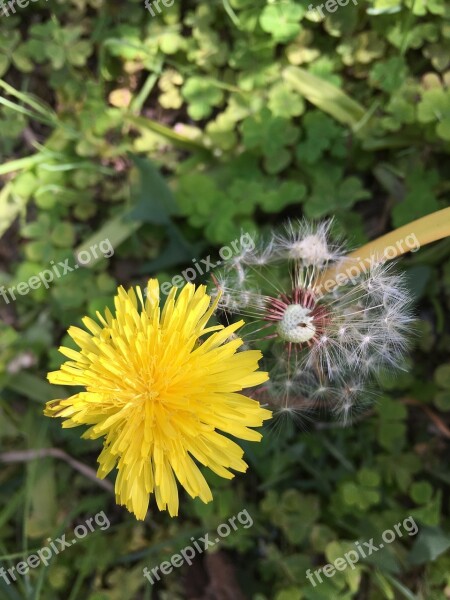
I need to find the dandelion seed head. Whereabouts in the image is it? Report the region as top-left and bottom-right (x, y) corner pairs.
(274, 219), (344, 266)
(288, 234), (332, 265)
(213, 220), (414, 425)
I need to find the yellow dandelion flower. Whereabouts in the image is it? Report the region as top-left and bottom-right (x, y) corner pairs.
(45, 280), (271, 520)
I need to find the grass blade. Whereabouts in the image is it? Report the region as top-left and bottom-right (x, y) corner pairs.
(283, 66), (367, 129)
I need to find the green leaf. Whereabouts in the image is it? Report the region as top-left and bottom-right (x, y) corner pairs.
(382, 573), (418, 600)
(6, 373), (68, 403)
(240, 108), (299, 167)
(275, 588), (303, 600)
(128, 155), (179, 224)
(409, 526), (450, 565)
(370, 57), (408, 93)
(74, 211), (141, 268)
(268, 82), (305, 118)
(304, 164), (370, 218)
(283, 66), (368, 131)
(297, 111), (345, 164)
(260, 3), (305, 42)
(51, 222), (76, 248)
(434, 364), (450, 389)
(403, 265), (432, 301)
(0, 182), (26, 240)
(125, 114), (209, 153)
(139, 223), (200, 274)
(391, 168), (441, 227)
(26, 438), (58, 538)
(434, 390), (450, 411)
(410, 481), (433, 504)
(182, 77), (224, 120)
(417, 87), (450, 140)
(376, 397), (407, 451)
(261, 490), (320, 545)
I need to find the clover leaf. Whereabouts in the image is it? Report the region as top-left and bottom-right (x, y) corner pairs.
(182, 77), (224, 120)
(260, 3), (305, 43)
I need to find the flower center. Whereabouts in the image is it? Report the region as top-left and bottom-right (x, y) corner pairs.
(276, 304), (316, 343)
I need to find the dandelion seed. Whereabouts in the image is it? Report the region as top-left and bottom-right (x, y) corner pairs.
(44, 280), (271, 520)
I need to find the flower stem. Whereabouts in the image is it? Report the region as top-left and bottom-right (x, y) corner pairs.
(318, 208), (450, 288)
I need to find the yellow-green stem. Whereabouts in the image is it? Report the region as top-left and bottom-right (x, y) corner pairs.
(318, 207), (450, 289)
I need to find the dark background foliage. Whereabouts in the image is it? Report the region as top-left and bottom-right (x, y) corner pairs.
(0, 0), (449, 598)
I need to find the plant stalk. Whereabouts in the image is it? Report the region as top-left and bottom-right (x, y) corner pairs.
(318, 207), (450, 288)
